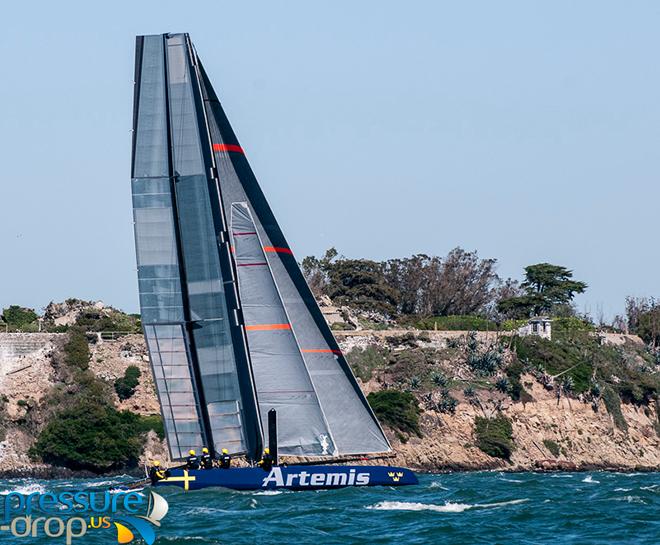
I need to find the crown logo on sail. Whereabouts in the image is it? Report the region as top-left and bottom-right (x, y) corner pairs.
(387, 472), (404, 482)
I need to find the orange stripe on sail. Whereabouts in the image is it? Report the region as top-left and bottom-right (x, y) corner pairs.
(213, 143), (244, 153)
(245, 323), (291, 331)
(263, 246), (293, 255)
(301, 349), (342, 355)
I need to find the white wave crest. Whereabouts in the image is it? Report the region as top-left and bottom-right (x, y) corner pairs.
(614, 488), (632, 492)
(0, 483), (46, 496)
(429, 481), (449, 490)
(640, 484), (658, 491)
(582, 475), (600, 484)
(616, 495), (646, 504)
(366, 498), (528, 514)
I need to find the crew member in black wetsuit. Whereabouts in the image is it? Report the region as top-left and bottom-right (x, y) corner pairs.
(257, 448), (274, 471)
(149, 461), (166, 485)
(219, 448), (232, 469)
(200, 447), (214, 470)
(186, 449), (200, 470)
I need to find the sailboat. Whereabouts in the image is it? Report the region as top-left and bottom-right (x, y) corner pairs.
(130, 33), (417, 491)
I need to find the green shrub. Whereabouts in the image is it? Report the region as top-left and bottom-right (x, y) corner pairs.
(367, 390), (421, 439)
(114, 365), (142, 400)
(602, 386), (628, 432)
(30, 402), (146, 472)
(474, 413), (515, 459)
(1, 305), (38, 331)
(346, 346), (388, 381)
(505, 361), (525, 401)
(75, 309), (141, 333)
(552, 317), (595, 334)
(501, 319), (529, 331)
(417, 315), (497, 331)
(63, 329), (90, 370)
(135, 414), (165, 440)
(513, 336), (592, 393)
(543, 439), (560, 457)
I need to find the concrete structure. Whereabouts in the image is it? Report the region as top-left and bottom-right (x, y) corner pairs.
(517, 317), (552, 340)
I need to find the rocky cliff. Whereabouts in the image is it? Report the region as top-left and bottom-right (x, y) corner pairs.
(0, 329), (658, 474)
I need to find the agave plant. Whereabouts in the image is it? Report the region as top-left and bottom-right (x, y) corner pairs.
(467, 331), (479, 353)
(561, 376), (574, 395)
(495, 376), (509, 393)
(463, 385), (476, 398)
(430, 371), (448, 388)
(407, 376), (421, 391)
(436, 391), (458, 414)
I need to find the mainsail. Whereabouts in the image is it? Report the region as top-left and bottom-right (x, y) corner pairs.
(131, 33), (391, 460)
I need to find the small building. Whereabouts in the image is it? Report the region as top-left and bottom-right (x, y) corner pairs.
(517, 317), (552, 340)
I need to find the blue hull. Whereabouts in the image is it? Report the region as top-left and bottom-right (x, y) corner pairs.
(155, 465), (417, 491)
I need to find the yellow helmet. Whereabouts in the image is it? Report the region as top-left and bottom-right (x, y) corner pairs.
(153, 460), (161, 467)
(222, 448), (229, 454)
(264, 447), (270, 454)
(202, 447), (209, 454)
(189, 450), (196, 456)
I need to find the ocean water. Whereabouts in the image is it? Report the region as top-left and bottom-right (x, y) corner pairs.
(0, 471), (658, 544)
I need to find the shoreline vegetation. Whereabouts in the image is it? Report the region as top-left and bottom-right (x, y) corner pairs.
(0, 248), (658, 476)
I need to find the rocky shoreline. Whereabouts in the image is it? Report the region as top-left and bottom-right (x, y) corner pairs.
(1, 329), (658, 477)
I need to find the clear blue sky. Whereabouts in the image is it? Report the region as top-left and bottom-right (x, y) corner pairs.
(1, 1), (658, 320)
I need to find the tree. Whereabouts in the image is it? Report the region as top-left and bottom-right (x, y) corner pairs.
(636, 305), (660, 347)
(325, 258), (399, 316)
(384, 248), (503, 316)
(301, 247), (338, 299)
(1, 306), (38, 331)
(31, 402), (145, 472)
(497, 263), (587, 317)
(114, 365), (142, 400)
(63, 328), (90, 370)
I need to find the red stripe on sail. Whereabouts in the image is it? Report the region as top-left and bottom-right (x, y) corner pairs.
(237, 262), (268, 267)
(232, 231), (257, 236)
(213, 143), (244, 153)
(263, 246), (293, 255)
(301, 349), (342, 355)
(245, 323), (291, 331)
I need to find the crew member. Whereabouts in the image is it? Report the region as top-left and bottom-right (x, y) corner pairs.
(186, 449), (200, 470)
(201, 447), (213, 470)
(219, 448), (232, 469)
(257, 448), (274, 471)
(149, 461), (166, 485)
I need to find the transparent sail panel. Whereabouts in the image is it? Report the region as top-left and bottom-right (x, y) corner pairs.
(132, 34), (207, 460)
(145, 325), (204, 459)
(174, 174), (247, 454)
(231, 203), (334, 456)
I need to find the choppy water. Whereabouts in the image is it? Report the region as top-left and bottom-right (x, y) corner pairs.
(0, 471), (658, 544)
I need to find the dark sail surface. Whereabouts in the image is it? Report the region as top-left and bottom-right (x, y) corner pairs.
(132, 33), (391, 460)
